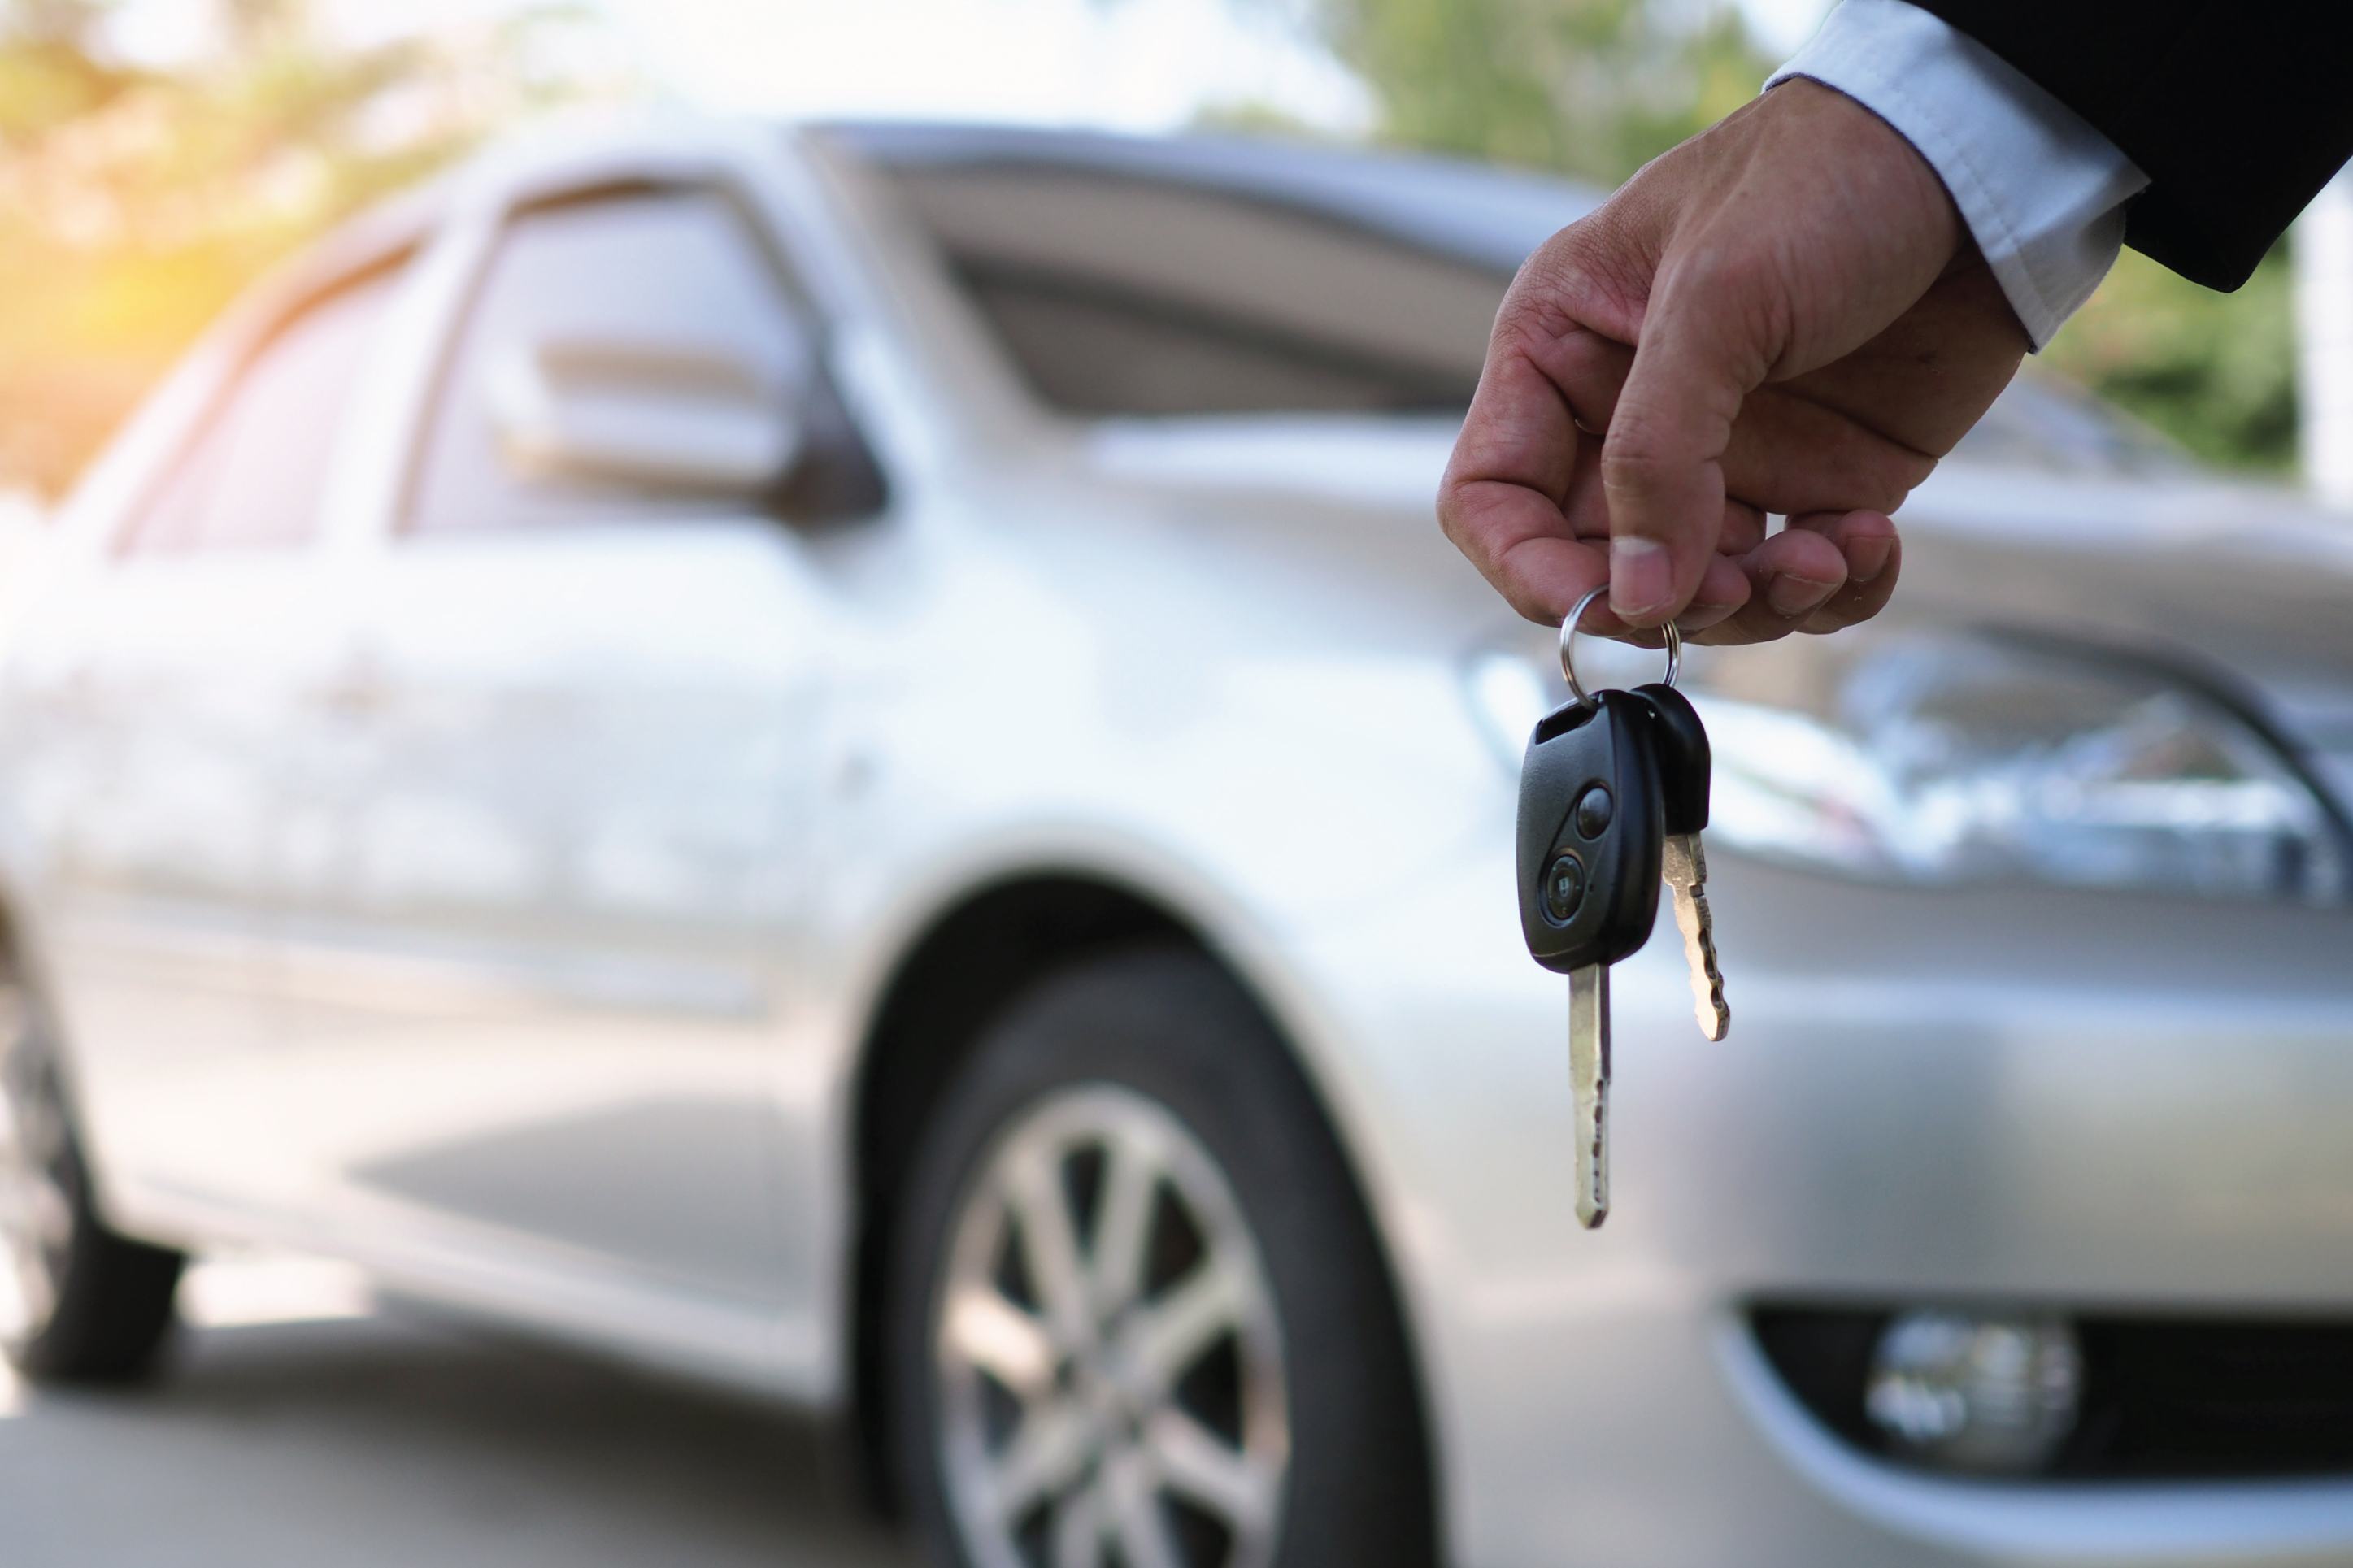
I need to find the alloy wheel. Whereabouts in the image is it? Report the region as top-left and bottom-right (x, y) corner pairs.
(0, 995), (72, 1345)
(934, 1083), (1290, 1568)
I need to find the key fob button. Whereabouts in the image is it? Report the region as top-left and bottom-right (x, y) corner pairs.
(1543, 851), (1586, 923)
(1573, 785), (1613, 838)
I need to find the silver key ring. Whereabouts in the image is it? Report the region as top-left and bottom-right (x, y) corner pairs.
(1559, 583), (1681, 708)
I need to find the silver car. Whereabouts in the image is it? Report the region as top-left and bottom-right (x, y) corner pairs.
(4, 112), (2353, 1568)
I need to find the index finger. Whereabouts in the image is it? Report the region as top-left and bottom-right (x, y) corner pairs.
(1438, 326), (1630, 625)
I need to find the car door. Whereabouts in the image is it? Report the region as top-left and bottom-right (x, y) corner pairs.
(0, 262), (405, 1224)
(268, 181), (877, 1327)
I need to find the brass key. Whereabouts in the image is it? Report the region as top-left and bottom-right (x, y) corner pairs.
(1638, 684), (1729, 1042)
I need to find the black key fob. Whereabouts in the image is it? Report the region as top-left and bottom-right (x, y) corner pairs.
(1516, 689), (1663, 975)
(1632, 682), (1709, 837)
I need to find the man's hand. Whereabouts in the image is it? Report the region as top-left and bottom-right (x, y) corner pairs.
(1439, 79), (2032, 643)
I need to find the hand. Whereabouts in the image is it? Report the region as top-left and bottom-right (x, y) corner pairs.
(1439, 79), (2033, 644)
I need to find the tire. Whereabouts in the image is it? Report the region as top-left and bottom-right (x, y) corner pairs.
(887, 946), (1436, 1568)
(0, 984), (183, 1383)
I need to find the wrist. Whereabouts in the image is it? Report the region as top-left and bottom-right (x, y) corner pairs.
(1767, 0), (2146, 349)
(1766, 78), (1964, 267)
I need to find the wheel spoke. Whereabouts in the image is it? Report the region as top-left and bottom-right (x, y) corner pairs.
(985, 1396), (1094, 1522)
(2, 1077), (60, 1171)
(1127, 1259), (1246, 1390)
(1087, 1127), (1159, 1316)
(1003, 1146), (1094, 1353)
(1146, 1409), (1279, 1537)
(0, 1016), (70, 1342)
(0, 1141), (70, 1240)
(1049, 1477), (1107, 1568)
(1105, 1447), (1183, 1568)
(0, 1173), (59, 1330)
(0, 1094), (38, 1180)
(942, 1283), (1058, 1400)
(25, 1175), (69, 1249)
(2, 1230), (50, 1321)
(933, 1085), (1290, 1568)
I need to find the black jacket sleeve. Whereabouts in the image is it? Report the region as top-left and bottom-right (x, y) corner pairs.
(1912, 1), (2353, 290)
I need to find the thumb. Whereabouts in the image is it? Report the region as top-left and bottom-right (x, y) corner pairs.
(1599, 263), (1772, 626)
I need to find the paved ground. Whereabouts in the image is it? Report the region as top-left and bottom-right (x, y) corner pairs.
(0, 1256), (916, 1568)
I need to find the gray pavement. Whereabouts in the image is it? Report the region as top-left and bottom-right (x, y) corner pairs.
(0, 1264), (915, 1568)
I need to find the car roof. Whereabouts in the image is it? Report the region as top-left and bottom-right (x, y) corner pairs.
(816, 120), (1606, 276)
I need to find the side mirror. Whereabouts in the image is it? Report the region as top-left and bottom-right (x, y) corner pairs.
(487, 335), (805, 494)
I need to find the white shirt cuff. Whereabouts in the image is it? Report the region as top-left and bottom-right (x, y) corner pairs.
(1767, 0), (2149, 350)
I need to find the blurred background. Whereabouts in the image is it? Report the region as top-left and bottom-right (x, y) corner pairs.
(5, 5), (2348, 1565)
(0, 0), (2308, 522)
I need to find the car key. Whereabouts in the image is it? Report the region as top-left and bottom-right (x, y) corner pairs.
(1517, 589), (1668, 1229)
(1516, 688), (1660, 1227)
(1633, 683), (1729, 1041)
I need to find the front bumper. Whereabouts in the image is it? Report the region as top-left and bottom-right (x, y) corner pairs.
(1303, 848), (2353, 1566)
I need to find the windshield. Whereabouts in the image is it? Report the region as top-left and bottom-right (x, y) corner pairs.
(878, 160), (1511, 418)
(830, 124), (2189, 472)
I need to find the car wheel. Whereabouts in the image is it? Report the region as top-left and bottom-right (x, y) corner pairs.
(889, 946), (1435, 1568)
(0, 985), (183, 1383)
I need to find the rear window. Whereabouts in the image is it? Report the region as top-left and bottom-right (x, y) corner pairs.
(126, 263), (404, 554)
(882, 163), (1510, 419)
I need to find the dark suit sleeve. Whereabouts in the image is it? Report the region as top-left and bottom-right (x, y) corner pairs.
(1912, 1), (2353, 290)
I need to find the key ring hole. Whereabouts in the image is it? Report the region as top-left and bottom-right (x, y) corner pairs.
(1559, 583), (1681, 708)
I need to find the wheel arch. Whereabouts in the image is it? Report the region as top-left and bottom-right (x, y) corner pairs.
(843, 868), (1442, 1544)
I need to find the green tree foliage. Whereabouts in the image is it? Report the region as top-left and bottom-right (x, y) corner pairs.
(0, 0), (602, 497)
(2042, 241), (2297, 472)
(1281, 0), (2298, 471)
(1297, 0), (1769, 185)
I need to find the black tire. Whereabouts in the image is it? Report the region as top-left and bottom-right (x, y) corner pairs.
(887, 946), (1436, 1568)
(0, 988), (183, 1383)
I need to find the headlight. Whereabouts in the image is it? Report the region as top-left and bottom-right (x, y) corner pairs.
(1464, 627), (2346, 903)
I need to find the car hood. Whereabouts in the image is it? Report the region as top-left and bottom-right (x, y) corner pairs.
(1078, 411), (2353, 800)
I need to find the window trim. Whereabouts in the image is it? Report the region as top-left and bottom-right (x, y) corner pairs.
(114, 246), (416, 562)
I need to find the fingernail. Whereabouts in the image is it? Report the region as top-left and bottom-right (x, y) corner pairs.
(1610, 536), (1672, 619)
(1848, 534), (1894, 584)
(1767, 572), (1838, 618)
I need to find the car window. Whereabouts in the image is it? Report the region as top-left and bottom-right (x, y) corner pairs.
(409, 186), (826, 534)
(879, 163), (1510, 417)
(124, 265), (403, 555)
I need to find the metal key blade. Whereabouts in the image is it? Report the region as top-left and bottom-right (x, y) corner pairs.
(1662, 831), (1729, 1041)
(1568, 962), (1611, 1229)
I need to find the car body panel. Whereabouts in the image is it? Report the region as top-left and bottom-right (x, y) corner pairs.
(11, 111), (2353, 1566)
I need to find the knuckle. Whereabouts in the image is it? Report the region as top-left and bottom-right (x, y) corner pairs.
(1498, 221), (1646, 345)
(1597, 431), (1695, 497)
